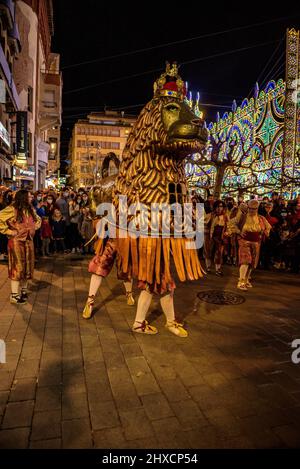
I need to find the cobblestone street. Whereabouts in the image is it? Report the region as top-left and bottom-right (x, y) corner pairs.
(0, 256), (300, 449)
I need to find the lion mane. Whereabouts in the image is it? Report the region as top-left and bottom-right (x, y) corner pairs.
(108, 96), (205, 287)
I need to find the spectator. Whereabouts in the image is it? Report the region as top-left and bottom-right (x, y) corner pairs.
(40, 216), (53, 257)
(51, 208), (66, 253)
(80, 207), (94, 254)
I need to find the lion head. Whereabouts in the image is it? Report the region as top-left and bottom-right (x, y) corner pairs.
(113, 96), (207, 207)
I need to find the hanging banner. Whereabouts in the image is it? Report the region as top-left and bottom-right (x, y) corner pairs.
(16, 111), (28, 161)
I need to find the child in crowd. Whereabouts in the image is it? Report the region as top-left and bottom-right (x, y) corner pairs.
(51, 208), (66, 253)
(41, 216), (52, 257)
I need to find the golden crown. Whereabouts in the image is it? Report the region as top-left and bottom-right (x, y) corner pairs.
(153, 62), (187, 100)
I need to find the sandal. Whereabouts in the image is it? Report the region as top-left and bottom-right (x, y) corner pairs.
(82, 295), (95, 319)
(165, 319), (188, 338)
(132, 320), (158, 335)
(237, 281), (248, 291)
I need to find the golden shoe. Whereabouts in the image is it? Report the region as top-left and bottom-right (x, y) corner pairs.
(82, 296), (94, 319)
(126, 292), (135, 306)
(165, 320), (188, 338)
(132, 320), (158, 335)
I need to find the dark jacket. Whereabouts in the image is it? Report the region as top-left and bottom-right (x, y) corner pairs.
(51, 217), (66, 239)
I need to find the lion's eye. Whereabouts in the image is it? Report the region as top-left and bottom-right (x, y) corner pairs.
(165, 104), (180, 112)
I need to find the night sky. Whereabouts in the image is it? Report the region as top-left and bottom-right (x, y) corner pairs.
(52, 1), (300, 172)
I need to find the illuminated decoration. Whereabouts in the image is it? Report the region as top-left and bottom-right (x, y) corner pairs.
(186, 28), (300, 197)
(282, 28), (300, 197)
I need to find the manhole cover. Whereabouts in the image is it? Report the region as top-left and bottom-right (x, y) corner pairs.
(197, 290), (245, 305)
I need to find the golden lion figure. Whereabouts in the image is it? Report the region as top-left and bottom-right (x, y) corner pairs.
(83, 63), (208, 337)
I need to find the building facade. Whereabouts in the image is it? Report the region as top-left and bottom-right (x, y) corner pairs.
(70, 111), (136, 189)
(0, 0), (21, 186)
(0, 0), (62, 190)
(14, 0), (62, 190)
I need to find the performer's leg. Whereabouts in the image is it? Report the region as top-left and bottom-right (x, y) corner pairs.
(11, 280), (19, 295)
(160, 293), (188, 338)
(237, 264), (248, 290)
(10, 280), (26, 304)
(245, 266), (253, 287)
(124, 280), (135, 306)
(205, 257), (212, 271)
(82, 274), (102, 319)
(20, 280), (28, 300)
(132, 290), (157, 334)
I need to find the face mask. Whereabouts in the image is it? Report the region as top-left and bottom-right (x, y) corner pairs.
(83, 197), (88, 201)
(47, 199), (53, 204)
(64, 192), (69, 197)
(37, 196), (42, 201)
(227, 203), (233, 210)
(77, 199), (81, 204)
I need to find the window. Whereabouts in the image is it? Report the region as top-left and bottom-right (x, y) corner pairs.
(111, 142), (120, 149)
(111, 129), (120, 137)
(43, 90), (56, 108)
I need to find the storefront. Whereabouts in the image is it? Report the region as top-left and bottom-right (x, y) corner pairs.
(12, 166), (35, 190)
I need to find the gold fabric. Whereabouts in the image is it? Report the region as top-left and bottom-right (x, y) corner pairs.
(8, 238), (35, 280)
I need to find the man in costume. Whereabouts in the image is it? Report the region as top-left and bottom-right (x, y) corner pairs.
(83, 63), (208, 337)
(228, 199), (271, 290)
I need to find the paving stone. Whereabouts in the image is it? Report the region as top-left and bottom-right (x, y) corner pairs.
(170, 399), (208, 430)
(0, 427), (30, 449)
(9, 378), (37, 402)
(119, 409), (154, 441)
(15, 359), (40, 379)
(141, 393), (174, 421)
(35, 386), (61, 411)
(89, 400), (120, 430)
(62, 418), (93, 448)
(93, 427), (126, 448)
(0, 371), (14, 391)
(30, 410), (61, 440)
(159, 378), (191, 402)
(204, 407), (243, 438)
(2, 400), (34, 429)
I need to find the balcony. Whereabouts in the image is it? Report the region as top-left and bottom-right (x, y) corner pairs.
(39, 71), (62, 129)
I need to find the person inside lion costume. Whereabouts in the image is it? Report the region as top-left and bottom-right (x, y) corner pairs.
(82, 62), (208, 337)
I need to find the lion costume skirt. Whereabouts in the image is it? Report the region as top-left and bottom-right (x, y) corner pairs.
(89, 233), (204, 294)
